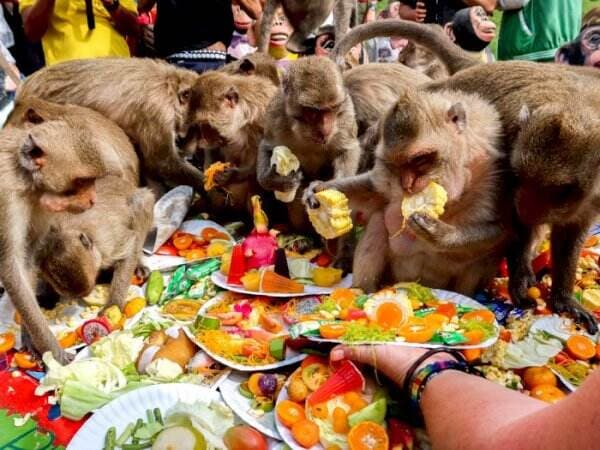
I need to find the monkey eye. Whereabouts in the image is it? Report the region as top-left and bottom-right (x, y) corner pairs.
(79, 233), (93, 250)
(409, 152), (438, 174)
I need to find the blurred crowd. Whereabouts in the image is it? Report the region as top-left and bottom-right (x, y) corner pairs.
(0, 0), (597, 104)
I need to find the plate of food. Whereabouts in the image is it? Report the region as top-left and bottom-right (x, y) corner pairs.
(289, 283), (499, 349)
(142, 220), (234, 272)
(275, 358), (396, 450)
(220, 371), (287, 440)
(68, 383), (232, 450)
(188, 292), (307, 371)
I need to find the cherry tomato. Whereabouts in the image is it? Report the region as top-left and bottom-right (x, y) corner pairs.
(173, 234), (193, 250)
(498, 259), (509, 277)
(223, 425), (268, 450)
(314, 252), (333, 267)
(156, 244), (178, 256)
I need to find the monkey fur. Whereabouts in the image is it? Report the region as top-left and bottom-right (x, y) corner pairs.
(333, 19), (600, 332)
(15, 57), (202, 191)
(35, 176), (155, 311)
(304, 88), (507, 295)
(0, 108), (129, 363)
(187, 71), (278, 215)
(258, 0), (355, 54)
(221, 52), (281, 86)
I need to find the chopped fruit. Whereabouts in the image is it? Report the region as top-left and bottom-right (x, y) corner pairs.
(173, 234), (193, 250)
(276, 400), (305, 427)
(14, 352), (38, 369)
(462, 348), (482, 362)
(124, 297), (146, 318)
(291, 419), (320, 448)
(332, 407), (350, 433)
(204, 162), (232, 191)
(463, 329), (485, 345)
(398, 318), (436, 343)
(566, 335), (596, 361)
(424, 313), (449, 330)
(288, 377), (309, 402)
(0, 332), (15, 353)
(310, 402), (329, 420)
(461, 309), (496, 324)
(58, 331), (78, 349)
(302, 363), (330, 391)
(523, 367), (557, 390)
(162, 299), (201, 321)
(313, 267), (343, 287)
(343, 391), (368, 413)
(320, 323), (347, 339)
(347, 421), (389, 450)
(330, 289), (356, 308)
(529, 384), (566, 404)
(248, 373), (263, 396)
(435, 303), (457, 320)
(527, 287), (541, 300)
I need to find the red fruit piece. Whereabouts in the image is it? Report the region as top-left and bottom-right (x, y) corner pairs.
(227, 244), (246, 285)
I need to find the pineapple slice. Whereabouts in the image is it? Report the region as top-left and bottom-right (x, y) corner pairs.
(401, 181), (448, 220)
(307, 189), (353, 239)
(271, 146), (300, 202)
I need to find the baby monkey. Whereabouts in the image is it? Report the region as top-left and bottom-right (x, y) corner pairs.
(305, 89), (508, 294)
(35, 177), (155, 310)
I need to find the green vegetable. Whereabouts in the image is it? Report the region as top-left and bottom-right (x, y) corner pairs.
(154, 408), (164, 426)
(460, 319), (495, 339)
(116, 423), (134, 447)
(104, 426), (116, 450)
(354, 294), (368, 309)
(348, 397), (387, 427)
(319, 297), (339, 314)
(395, 282), (433, 304)
(91, 331), (145, 370)
(146, 271), (165, 305)
(253, 399), (274, 412)
(341, 322), (395, 343)
(121, 443), (152, 450)
(238, 382), (253, 399)
(194, 315), (220, 331)
(269, 336), (286, 361)
(135, 421), (163, 440)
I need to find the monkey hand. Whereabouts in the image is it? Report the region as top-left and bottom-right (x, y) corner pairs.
(213, 167), (238, 187)
(549, 295), (599, 335)
(407, 213), (454, 246)
(508, 264), (537, 308)
(262, 165), (303, 192)
(302, 181), (328, 209)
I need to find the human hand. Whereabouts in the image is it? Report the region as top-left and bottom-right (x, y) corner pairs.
(330, 344), (456, 387)
(415, 1), (427, 22)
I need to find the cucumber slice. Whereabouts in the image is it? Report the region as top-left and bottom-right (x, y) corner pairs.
(238, 382), (253, 399)
(194, 315), (220, 330)
(269, 336), (286, 361)
(259, 400), (274, 412)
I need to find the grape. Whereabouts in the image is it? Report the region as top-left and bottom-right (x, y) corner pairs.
(258, 374), (277, 396)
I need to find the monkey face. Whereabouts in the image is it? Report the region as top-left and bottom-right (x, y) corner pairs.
(14, 122), (108, 213)
(289, 103), (343, 144)
(37, 228), (101, 298)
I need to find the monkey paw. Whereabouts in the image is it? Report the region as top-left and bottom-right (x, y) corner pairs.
(213, 167), (237, 187)
(407, 213), (449, 244)
(508, 266), (537, 308)
(134, 264), (150, 281)
(264, 166), (303, 192)
(550, 296), (599, 335)
(302, 181), (326, 209)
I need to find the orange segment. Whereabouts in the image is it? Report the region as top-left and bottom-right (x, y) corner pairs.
(343, 391), (368, 413)
(376, 302), (404, 329)
(291, 419), (320, 448)
(566, 335), (596, 361)
(461, 309), (495, 324)
(14, 352), (38, 369)
(529, 384), (566, 404)
(310, 403), (329, 420)
(0, 332), (15, 353)
(398, 318), (436, 343)
(332, 407), (349, 434)
(276, 400), (305, 428)
(347, 421), (389, 450)
(58, 331), (78, 349)
(423, 313), (449, 331)
(463, 329), (485, 345)
(319, 323), (347, 339)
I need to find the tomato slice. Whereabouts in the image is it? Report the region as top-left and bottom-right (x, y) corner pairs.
(156, 244), (178, 256)
(435, 303), (457, 320)
(173, 235), (193, 250)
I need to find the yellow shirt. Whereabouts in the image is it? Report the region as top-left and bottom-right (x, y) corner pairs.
(20, 0), (136, 65)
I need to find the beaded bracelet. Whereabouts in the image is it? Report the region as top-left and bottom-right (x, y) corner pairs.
(407, 359), (470, 412)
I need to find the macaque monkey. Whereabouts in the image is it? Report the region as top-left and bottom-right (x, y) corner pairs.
(398, 40), (449, 80)
(304, 89), (507, 294)
(0, 113), (125, 363)
(15, 58), (201, 190)
(187, 71), (278, 214)
(258, 0), (355, 54)
(221, 52), (281, 86)
(257, 56), (362, 270)
(6, 97), (140, 187)
(333, 19), (600, 332)
(35, 177), (155, 309)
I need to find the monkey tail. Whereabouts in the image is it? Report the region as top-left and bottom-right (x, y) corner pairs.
(331, 19), (478, 75)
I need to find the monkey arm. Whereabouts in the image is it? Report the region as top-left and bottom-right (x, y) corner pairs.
(257, 0), (277, 53)
(507, 223), (537, 308)
(303, 172), (384, 209)
(148, 139), (205, 190)
(22, 0), (55, 42)
(0, 203), (66, 362)
(408, 214), (505, 253)
(234, 0), (263, 20)
(548, 221), (598, 333)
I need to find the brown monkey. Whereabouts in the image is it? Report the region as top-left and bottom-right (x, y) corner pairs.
(333, 19), (600, 332)
(257, 56), (362, 270)
(398, 40), (449, 80)
(35, 176), (155, 309)
(6, 97), (140, 187)
(221, 52), (281, 86)
(187, 71), (278, 214)
(258, 0), (355, 54)
(304, 88), (507, 294)
(0, 114), (125, 363)
(15, 57), (201, 190)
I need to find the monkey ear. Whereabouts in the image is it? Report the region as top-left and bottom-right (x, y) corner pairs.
(446, 103), (466, 133)
(224, 87), (239, 108)
(18, 134), (46, 171)
(239, 58), (256, 75)
(25, 108), (45, 124)
(79, 233), (93, 250)
(178, 88), (191, 104)
(444, 23), (456, 42)
(518, 105), (531, 125)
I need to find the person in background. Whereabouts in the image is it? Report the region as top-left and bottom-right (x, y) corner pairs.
(399, 0), (495, 25)
(331, 344), (600, 450)
(497, 0), (581, 62)
(0, 1), (44, 75)
(138, 0), (261, 72)
(445, 6), (496, 63)
(228, 2), (257, 60)
(20, 0), (139, 65)
(252, 4), (297, 70)
(555, 7), (600, 68)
